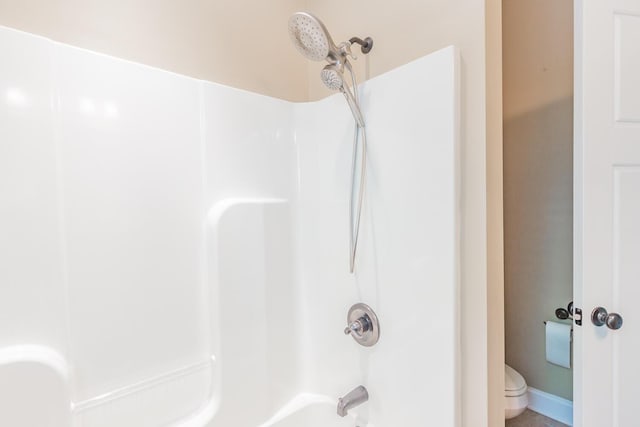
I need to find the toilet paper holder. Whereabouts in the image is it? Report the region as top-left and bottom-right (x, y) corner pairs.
(543, 301), (574, 337)
(555, 301), (574, 321)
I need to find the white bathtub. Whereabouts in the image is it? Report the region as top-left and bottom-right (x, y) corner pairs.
(257, 394), (366, 427)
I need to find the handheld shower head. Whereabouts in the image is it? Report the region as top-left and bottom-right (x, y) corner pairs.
(288, 11), (372, 273)
(321, 64), (365, 128)
(288, 12), (337, 62)
(320, 65), (344, 91)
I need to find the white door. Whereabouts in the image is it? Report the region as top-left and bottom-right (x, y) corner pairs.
(574, 0), (640, 426)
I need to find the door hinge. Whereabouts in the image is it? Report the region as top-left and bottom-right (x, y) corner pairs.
(574, 307), (582, 326)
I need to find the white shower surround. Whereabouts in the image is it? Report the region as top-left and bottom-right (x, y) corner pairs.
(0, 25), (460, 427)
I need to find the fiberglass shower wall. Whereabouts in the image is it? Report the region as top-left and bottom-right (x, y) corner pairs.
(0, 26), (297, 426)
(293, 48), (460, 426)
(0, 25), (459, 427)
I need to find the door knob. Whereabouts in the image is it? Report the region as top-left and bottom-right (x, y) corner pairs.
(591, 307), (623, 330)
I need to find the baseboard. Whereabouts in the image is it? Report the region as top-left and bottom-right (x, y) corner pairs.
(527, 387), (573, 426)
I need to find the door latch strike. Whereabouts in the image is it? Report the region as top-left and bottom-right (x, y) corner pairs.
(574, 307), (582, 326)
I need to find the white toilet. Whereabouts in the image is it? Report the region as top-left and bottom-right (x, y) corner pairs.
(505, 364), (528, 419)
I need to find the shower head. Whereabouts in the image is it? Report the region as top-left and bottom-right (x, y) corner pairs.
(288, 12), (337, 62)
(320, 64), (344, 91)
(288, 12), (374, 63)
(289, 12), (369, 128)
(321, 64), (365, 128)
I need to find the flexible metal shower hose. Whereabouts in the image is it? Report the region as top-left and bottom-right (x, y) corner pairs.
(346, 62), (366, 274)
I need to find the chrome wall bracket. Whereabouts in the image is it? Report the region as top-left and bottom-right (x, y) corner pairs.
(344, 303), (380, 347)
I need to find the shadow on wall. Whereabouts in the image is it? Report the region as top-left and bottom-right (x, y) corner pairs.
(503, 96), (573, 401)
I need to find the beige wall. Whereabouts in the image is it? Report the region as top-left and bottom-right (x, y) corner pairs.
(0, 0), (309, 101)
(486, 1), (504, 425)
(503, 0), (573, 400)
(0, 1), (504, 425)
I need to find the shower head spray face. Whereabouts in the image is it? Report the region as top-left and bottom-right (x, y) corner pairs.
(288, 12), (336, 62)
(320, 64), (344, 91)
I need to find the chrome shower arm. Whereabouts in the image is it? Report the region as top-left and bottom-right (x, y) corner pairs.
(349, 37), (374, 54)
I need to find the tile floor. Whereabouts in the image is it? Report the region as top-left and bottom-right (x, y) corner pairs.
(505, 410), (569, 427)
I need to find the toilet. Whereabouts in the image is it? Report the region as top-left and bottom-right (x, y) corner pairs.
(505, 364), (528, 419)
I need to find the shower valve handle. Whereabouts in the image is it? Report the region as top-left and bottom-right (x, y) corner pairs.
(343, 303), (380, 347)
(344, 316), (371, 336)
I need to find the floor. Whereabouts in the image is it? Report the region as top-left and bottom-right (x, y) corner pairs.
(506, 410), (569, 427)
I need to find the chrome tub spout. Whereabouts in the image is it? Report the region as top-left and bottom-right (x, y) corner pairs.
(337, 385), (368, 417)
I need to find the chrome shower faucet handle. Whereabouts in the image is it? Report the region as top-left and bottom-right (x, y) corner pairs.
(344, 316), (371, 336)
(344, 303), (380, 347)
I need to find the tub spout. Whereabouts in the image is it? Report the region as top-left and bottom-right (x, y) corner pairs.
(337, 385), (368, 417)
